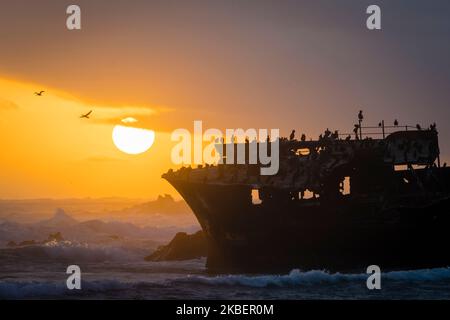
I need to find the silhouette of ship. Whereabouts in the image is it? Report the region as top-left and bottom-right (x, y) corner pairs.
(163, 114), (450, 273)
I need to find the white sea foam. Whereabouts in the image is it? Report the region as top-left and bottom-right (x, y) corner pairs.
(2, 267), (450, 299)
(178, 267), (450, 288)
(2, 242), (141, 263)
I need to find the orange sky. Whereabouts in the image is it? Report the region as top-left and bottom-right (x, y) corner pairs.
(0, 77), (179, 199)
(1, 1), (450, 199)
(0, 71), (335, 199)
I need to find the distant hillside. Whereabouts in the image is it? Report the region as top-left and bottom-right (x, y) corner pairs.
(37, 208), (78, 228)
(121, 194), (191, 215)
(0, 207), (199, 246)
(0, 195), (198, 230)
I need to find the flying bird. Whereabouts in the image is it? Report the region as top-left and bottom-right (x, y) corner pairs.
(80, 110), (92, 119)
(34, 91), (45, 96)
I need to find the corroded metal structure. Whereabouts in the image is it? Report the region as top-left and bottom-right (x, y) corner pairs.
(163, 120), (450, 273)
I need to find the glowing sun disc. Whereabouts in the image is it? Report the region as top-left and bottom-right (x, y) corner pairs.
(112, 125), (155, 155)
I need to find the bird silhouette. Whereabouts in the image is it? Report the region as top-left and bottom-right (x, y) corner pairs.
(34, 91), (45, 96)
(80, 110), (92, 119)
(430, 122), (437, 131)
(416, 124), (422, 130)
(289, 130), (295, 140)
(358, 110), (364, 121)
(394, 119), (399, 126)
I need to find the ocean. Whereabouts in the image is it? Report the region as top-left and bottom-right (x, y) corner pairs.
(1, 242), (450, 300)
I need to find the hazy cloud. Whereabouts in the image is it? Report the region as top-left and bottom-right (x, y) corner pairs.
(0, 98), (19, 110)
(84, 156), (123, 163)
(90, 107), (186, 132)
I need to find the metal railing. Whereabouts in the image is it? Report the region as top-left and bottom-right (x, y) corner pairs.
(337, 120), (430, 140)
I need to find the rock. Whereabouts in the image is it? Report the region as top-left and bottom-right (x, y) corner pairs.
(145, 230), (207, 261)
(46, 232), (64, 242)
(6, 241), (17, 247)
(18, 240), (37, 246)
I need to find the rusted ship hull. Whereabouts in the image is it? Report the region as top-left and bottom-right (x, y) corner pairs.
(166, 167), (450, 273)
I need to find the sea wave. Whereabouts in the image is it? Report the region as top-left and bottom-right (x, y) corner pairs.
(384, 268), (450, 281)
(176, 267), (450, 288)
(0, 279), (144, 299)
(2, 267), (450, 299)
(0, 281), (68, 299)
(0, 242), (141, 263)
(0, 277), (182, 299)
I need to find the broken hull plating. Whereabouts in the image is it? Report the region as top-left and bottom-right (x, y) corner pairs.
(167, 173), (450, 273)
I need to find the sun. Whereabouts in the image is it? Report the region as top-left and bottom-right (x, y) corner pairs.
(112, 119), (155, 155)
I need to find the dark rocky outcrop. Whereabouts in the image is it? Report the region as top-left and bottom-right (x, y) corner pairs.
(7, 240), (17, 247)
(18, 240), (37, 246)
(6, 232), (65, 247)
(145, 230), (207, 261)
(45, 232), (64, 242)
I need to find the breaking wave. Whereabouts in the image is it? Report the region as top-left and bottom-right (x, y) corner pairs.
(0, 242), (141, 263)
(2, 267), (450, 299)
(176, 267), (450, 288)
